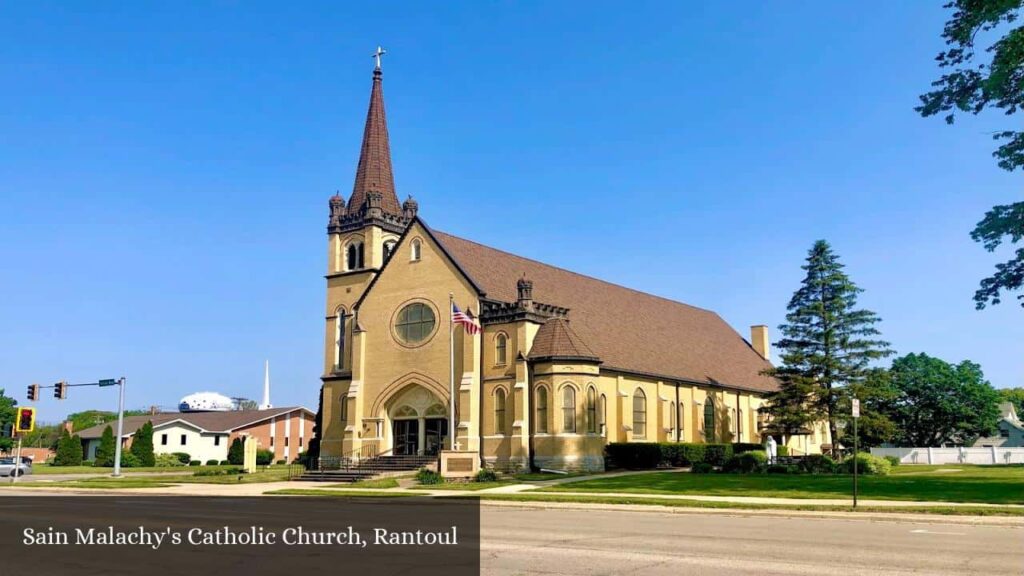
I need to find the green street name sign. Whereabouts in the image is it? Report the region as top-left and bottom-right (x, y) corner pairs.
(98, 379), (117, 387)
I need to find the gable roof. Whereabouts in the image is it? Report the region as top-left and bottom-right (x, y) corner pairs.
(74, 407), (312, 440)
(432, 231), (778, 393)
(528, 317), (601, 363)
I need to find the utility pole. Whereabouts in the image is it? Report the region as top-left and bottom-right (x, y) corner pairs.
(112, 377), (126, 477)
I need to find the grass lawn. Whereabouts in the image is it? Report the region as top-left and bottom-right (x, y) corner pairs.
(539, 464), (1024, 505)
(31, 464), (287, 475)
(18, 468), (290, 489)
(410, 480), (514, 491)
(266, 489), (417, 498)
(325, 477), (401, 489)
(513, 472), (587, 482)
(475, 493), (1024, 517)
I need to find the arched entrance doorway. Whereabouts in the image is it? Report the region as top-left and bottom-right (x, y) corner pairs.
(386, 386), (448, 456)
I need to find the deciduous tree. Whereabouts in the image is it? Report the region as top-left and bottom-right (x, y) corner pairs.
(917, 1), (1023, 309)
(886, 353), (1000, 446)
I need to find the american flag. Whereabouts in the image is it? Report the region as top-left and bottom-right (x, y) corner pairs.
(451, 302), (481, 335)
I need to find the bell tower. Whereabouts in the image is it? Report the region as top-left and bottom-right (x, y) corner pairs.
(322, 49), (416, 379)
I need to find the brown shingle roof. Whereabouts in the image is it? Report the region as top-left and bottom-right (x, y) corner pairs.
(528, 317), (601, 362)
(433, 231), (778, 393)
(348, 69), (401, 215)
(75, 407), (312, 440)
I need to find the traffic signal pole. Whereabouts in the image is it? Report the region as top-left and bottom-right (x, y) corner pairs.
(112, 377), (126, 477)
(10, 435), (23, 485)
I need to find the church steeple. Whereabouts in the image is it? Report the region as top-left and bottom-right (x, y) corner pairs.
(348, 47), (401, 216)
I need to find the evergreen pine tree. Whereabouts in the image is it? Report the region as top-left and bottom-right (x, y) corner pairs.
(227, 437), (244, 465)
(766, 240), (892, 449)
(53, 428), (83, 466)
(93, 425), (116, 467)
(130, 421), (156, 467)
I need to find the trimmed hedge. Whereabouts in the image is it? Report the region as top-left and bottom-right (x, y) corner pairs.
(606, 442), (755, 469)
(799, 454), (837, 474)
(723, 450), (767, 473)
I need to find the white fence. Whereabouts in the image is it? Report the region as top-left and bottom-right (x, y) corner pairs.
(870, 447), (1024, 465)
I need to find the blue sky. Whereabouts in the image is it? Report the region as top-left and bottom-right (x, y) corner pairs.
(1, 2), (1019, 423)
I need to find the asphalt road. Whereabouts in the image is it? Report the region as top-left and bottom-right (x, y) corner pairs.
(480, 506), (1024, 576)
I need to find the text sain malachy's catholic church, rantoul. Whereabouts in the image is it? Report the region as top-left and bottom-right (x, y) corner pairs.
(316, 56), (819, 472)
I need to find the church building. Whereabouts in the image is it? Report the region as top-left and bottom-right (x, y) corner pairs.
(315, 57), (803, 472)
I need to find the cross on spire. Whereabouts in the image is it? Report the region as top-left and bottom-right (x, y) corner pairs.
(372, 46), (386, 70)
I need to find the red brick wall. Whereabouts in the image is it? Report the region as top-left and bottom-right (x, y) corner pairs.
(231, 409), (313, 463)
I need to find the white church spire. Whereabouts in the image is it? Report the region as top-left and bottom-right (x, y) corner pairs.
(259, 360), (272, 409)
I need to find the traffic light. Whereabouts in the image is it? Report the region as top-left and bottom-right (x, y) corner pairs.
(54, 380), (67, 400)
(27, 384), (39, 402)
(14, 407), (35, 434)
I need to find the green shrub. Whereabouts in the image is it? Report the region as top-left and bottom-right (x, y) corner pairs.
(731, 443), (763, 454)
(276, 459), (286, 465)
(131, 421), (156, 467)
(799, 454), (837, 474)
(172, 452), (192, 465)
(255, 449), (274, 466)
(219, 460), (230, 465)
(703, 444), (734, 466)
(691, 462), (715, 474)
(840, 453), (891, 476)
(605, 443), (662, 469)
(777, 445), (789, 457)
(723, 450), (767, 473)
(155, 453), (185, 467)
(119, 452), (140, 468)
(94, 426), (116, 467)
(228, 438), (245, 465)
(189, 460), (201, 466)
(194, 467), (243, 477)
(474, 469), (499, 482)
(53, 429), (83, 466)
(767, 464), (798, 474)
(415, 468), (442, 485)
(205, 459), (219, 466)
(883, 455), (901, 467)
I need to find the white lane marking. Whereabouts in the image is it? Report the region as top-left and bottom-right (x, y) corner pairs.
(910, 529), (967, 536)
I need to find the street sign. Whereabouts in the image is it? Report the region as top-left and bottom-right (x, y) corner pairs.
(98, 379), (117, 387)
(851, 398), (860, 418)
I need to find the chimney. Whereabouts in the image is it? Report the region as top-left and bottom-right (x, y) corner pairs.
(62, 421), (73, 434)
(751, 325), (770, 361)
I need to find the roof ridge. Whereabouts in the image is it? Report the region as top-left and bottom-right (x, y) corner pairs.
(434, 230), (718, 315)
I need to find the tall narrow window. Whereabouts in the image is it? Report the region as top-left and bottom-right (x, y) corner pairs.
(561, 387), (576, 433)
(411, 239), (422, 261)
(346, 242), (365, 271)
(340, 394), (348, 422)
(536, 387), (548, 433)
(358, 243), (365, 268)
(704, 398), (716, 443)
(669, 401), (676, 439)
(737, 409), (743, 438)
(599, 394), (607, 435)
(495, 333), (508, 365)
(335, 309), (346, 371)
(586, 387), (597, 433)
(633, 389), (647, 439)
(494, 388), (507, 435)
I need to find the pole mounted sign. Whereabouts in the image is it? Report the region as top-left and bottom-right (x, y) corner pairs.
(851, 399), (860, 418)
(851, 397), (860, 508)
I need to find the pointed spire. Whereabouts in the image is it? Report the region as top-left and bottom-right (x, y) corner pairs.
(348, 50), (401, 216)
(259, 360), (272, 410)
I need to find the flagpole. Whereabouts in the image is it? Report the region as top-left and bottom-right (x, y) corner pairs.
(449, 292), (456, 451)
